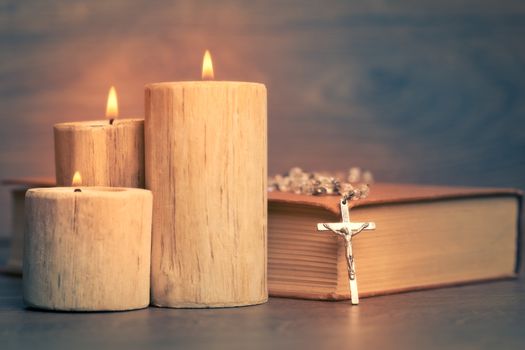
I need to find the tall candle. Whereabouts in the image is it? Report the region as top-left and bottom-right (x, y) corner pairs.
(23, 173), (153, 311)
(145, 51), (267, 308)
(54, 86), (144, 187)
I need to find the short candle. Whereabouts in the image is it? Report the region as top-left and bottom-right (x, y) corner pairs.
(54, 86), (145, 188)
(23, 177), (153, 311)
(145, 50), (268, 308)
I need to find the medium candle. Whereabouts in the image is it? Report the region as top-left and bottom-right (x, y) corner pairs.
(54, 86), (144, 188)
(145, 51), (267, 308)
(23, 175), (153, 311)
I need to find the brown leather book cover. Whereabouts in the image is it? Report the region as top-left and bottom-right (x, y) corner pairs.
(2, 177), (56, 188)
(269, 182), (523, 214)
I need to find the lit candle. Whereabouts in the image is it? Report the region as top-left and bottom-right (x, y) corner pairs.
(23, 172), (153, 311)
(145, 50), (267, 308)
(54, 87), (144, 187)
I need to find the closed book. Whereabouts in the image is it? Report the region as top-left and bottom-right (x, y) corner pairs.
(1, 177), (55, 275)
(268, 183), (522, 300)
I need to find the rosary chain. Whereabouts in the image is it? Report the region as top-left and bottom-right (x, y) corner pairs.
(268, 167), (373, 201)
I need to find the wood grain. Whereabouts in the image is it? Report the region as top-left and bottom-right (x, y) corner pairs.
(54, 119), (145, 188)
(23, 187), (152, 311)
(145, 82), (267, 308)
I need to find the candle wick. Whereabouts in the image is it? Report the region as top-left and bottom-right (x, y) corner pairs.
(74, 189), (82, 193)
(109, 118), (115, 125)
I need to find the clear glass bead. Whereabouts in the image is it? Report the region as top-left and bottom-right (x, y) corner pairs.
(290, 181), (303, 194)
(358, 184), (370, 198)
(300, 181), (315, 195)
(274, 175), (290, 192)
(341, 183), (354, 194)
(363, 171), (374, 184)
(268, 177), (278, 192)
(348, 167), (361, 183)
(288, 167), (303, 178)
(313, 186), (327, 195)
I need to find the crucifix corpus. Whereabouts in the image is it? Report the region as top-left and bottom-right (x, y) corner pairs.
(268, 166), (376, 305)
(317, 198), (376, 305)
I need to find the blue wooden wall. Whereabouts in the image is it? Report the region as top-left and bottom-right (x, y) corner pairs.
(1, 1), (524, 236)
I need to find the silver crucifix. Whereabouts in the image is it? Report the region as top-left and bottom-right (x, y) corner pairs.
(317, 199), (376, 305)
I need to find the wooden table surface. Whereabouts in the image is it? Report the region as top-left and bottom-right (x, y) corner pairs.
(1, 240), (524, 350)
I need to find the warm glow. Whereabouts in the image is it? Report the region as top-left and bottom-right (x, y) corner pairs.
(202, 50), (214, 80)
(72, 171), (82, 187)
(106, 86), (118, 119)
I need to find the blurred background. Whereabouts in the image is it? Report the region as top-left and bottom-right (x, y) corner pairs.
(1, 0), (524, 237)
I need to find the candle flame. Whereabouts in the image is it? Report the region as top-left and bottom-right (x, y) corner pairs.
(202, 50), (214, 80)
(106, 86), (118, 119)
(72, 171), (82, 187)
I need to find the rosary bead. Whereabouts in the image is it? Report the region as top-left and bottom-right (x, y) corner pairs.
(348, 167), (361, 183)
(288, 167), (303, 178)
(363, 171), (374, 184)
(341, 183), (354, 194)
(358, 184), (370, 198)
(313, 187), (327, 195)
(268, 167), (373, 201)
(300, 182), (315, 195)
